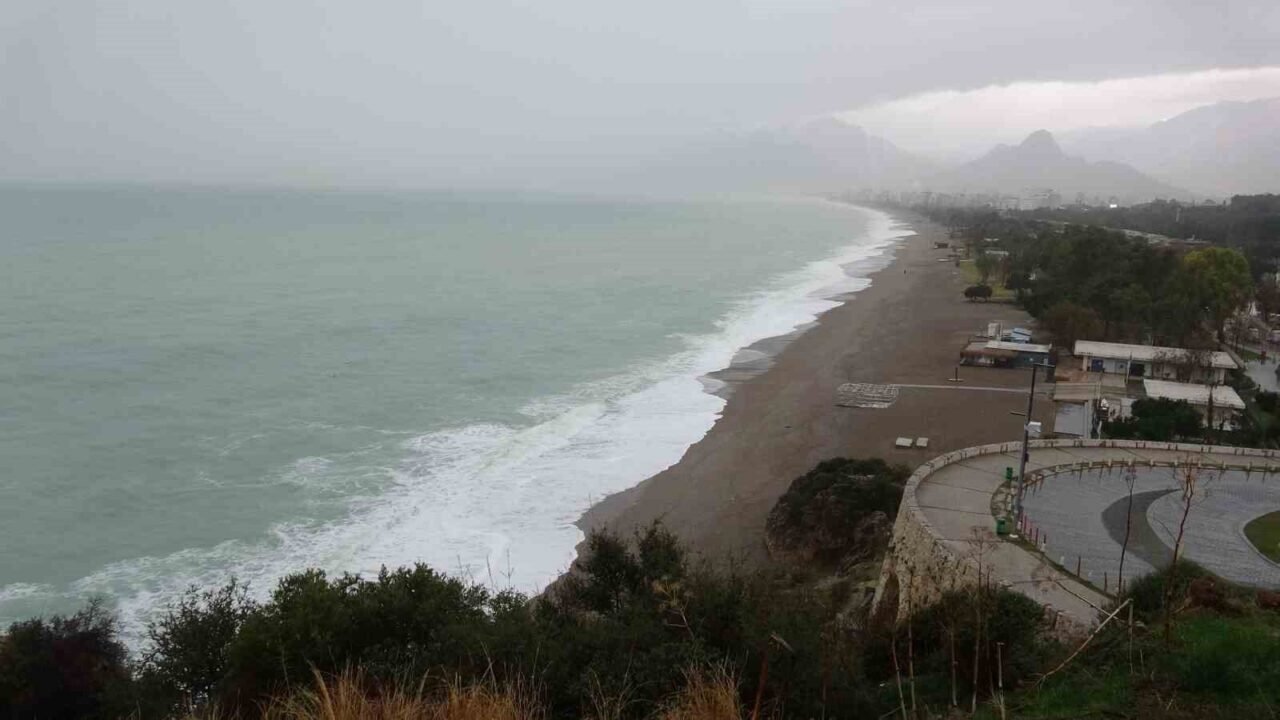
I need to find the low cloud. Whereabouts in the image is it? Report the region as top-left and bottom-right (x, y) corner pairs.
(839, 66), (1280, 160)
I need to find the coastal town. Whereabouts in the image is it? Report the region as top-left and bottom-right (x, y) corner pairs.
(4, 3), (1279, 716)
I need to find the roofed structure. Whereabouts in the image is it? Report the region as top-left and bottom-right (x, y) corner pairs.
(960, 339), (1051, 369)
(1073, 341), (1237, 370)
(1141, 379), (1245, 410)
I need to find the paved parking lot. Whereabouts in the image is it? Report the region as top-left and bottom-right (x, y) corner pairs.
(1023, 456), (1280, 589)
(912, 442), (1280, 632)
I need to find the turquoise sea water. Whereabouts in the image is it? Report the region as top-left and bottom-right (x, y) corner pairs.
(0, 185), (903, 643)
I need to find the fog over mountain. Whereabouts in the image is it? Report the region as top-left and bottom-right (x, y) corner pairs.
(1061, 97), (1280, 197)
(920, 130), (1193, 203)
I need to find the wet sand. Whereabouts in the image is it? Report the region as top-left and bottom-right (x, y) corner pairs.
(577, 211), (1053, 565)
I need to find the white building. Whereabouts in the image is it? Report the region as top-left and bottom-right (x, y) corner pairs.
(1073, 340), (1238, 385)
(1142, 379), (1245, 429)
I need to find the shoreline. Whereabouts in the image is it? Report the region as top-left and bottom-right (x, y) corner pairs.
(701, 239), (903, 398)
(577, 211), (1051, 565)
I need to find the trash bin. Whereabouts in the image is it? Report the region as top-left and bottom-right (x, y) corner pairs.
(1004, 466), (1014, 481)
(996, 517), (1010, 536)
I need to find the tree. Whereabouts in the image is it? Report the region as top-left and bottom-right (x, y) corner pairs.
(1104, 284), (1153, 339)
(1005, 270), (1032, 291)
(1042, 301), (1102, 348)
(974, 251), (997, 284)
(1181, 247), (1252, 340)
(1256, 275), (1280, 322)
(142, 580), (256, 711)
(1152, 279), (1208, 347)
(0, 601), (135, 720)
(1103, 398), (1203, 441)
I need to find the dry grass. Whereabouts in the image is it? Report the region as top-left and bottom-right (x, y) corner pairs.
(583, 669), (636, 720)
(187, 664), (744, 720)
(255, 669), (541, 720)
(653, 666), (743, 720)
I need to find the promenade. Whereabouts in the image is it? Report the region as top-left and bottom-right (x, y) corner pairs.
(900, 440), (1280, 631)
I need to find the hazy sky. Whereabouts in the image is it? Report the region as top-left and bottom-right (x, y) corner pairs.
(3, 0), (1279, 189)
(841, 66), (1280, 160)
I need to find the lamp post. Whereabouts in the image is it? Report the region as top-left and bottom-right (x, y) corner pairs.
(1013, 362), (1053, 528)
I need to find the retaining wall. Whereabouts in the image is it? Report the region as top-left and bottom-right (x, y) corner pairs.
(871, 438), (1280, 636)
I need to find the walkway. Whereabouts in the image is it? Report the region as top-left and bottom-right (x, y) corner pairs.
(910, 441), (1280, 629)
(1022, 451), (1280, 589)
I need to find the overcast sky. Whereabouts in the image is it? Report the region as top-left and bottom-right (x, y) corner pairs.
(3, 0), (1279, 189)
(840, 66), (1280, 160)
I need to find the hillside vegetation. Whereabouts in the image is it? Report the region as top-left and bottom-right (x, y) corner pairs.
(5, 459), (1280, 719)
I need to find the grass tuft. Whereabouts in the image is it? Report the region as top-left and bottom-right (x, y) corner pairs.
(256, 669), (542, 720)
(654, 665), (743, 720)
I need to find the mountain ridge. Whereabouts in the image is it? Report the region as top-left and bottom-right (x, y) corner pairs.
(923, 128), (1193, 203)
(1061, 97), (1280, 197)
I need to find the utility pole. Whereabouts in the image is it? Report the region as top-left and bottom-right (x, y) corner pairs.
(1013, 363), (1050, 527)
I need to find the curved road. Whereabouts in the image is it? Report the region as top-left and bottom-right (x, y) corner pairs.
(915, 443), (1280, 629)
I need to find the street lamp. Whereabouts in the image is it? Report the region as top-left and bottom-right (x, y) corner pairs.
(1012, 362), (1054, 529)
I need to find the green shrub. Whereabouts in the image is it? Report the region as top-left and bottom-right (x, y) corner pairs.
(1120, 560), (1212, 621)
(224, 565), (495, 705)
(1103, 398), (1204, 441)
(10, 521), (923, 719)
(119, 523), (886, 718)
(865, 587), (1060, 709)
(0, 601), (135, 720)
(766, 458), (910, 566)
(140, 579), (255, 710)
(543, 523), (876, 718)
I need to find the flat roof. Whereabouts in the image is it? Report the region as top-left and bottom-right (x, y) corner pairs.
(987, 340), (1051, 354)
(1142, 379), (1245, 410)
(1073, 340), (1238, 370)
(962, 341), (1017, 358)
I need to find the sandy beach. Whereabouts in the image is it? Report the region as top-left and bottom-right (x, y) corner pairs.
(579, 211), (1054, 564)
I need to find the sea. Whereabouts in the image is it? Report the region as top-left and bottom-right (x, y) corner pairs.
(0, 184), (907, 646)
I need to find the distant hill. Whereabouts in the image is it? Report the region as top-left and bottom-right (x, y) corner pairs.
(618, 118), (934, 194)
(925, 130), (1192, 203)
(1061, 98), (1280, 197)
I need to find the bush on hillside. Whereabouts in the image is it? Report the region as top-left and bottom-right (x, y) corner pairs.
(765, 457), (910, 568)
(1120, 560), (1213, 621)
(542, 522), (874, 718)
(129, 522), (878, 718)
(0, 601), (135, 720)
(864, 587), (1060, 709)
(13, 500), (1086, 718)
(221, 565), (500, 709)
(140, 579), (256, 710)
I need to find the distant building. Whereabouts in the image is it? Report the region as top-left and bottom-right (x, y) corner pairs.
(1073, 340), (1238, 385)
(1142, 379), (1245, 429)
(961, 340), (1051, 369)
(1051, 380), (1134, 439)
(1001, 327), (1033, 343)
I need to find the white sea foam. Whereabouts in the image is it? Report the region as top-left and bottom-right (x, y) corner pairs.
(0, 205), (913, 649)
(0, 583), (55, 604)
